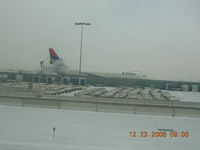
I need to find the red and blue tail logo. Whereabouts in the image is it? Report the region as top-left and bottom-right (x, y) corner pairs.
(49, 48), (60, 64)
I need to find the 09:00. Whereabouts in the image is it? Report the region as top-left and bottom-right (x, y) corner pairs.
(129, 131), (189, 137)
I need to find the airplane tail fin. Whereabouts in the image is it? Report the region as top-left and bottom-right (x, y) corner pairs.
(49, 48), (60, 64)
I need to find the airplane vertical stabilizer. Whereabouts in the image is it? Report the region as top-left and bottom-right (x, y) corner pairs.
(49, 48), (60, 64)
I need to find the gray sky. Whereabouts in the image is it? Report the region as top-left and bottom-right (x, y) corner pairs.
(0, 0), (200, 81)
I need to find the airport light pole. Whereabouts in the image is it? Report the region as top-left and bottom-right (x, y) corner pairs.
(75, 22), (91, 76)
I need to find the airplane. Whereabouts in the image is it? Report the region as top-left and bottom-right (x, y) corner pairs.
(49, 48), (69, 74)
(47, 48), (103, 77)
(40, 48), (68, 75)
(40, 48), (146, 79)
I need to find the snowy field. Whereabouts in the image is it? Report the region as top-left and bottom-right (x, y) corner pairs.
(0, 105), (199, 150)
(62, 86), (200, 103)
(61, 86), (115, 96)
(168, 91), (200, 102)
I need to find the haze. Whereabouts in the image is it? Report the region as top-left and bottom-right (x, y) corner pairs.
(0, 0), (200, 81)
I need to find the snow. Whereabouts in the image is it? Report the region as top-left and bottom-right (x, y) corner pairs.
(61, 86), (115, 96)
(0, 105), (199, 150)
(167, 90), (200, 102)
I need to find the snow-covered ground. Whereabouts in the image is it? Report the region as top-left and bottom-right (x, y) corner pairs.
(167, 90), (200, 102)
(0, 105), (199, 150)
(63, 86), (200, 103)
(62, 86), (115, 96)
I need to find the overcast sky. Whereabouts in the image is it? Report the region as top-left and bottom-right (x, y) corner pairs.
(0, 0), (200, 81)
